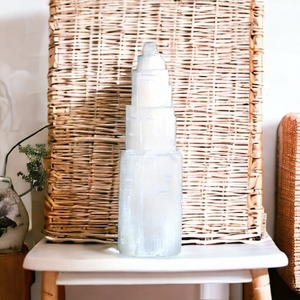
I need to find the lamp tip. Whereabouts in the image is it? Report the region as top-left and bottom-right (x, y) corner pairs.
(142, 42), (159, 55)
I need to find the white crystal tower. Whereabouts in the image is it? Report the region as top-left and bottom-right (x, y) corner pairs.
(118, 43), (182, 257)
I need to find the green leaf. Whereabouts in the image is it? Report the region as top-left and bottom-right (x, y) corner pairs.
(17, 144), (48, 192)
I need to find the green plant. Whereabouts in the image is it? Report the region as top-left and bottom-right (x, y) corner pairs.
(17, 144), (48, 197)
(2, 124), (49, 197)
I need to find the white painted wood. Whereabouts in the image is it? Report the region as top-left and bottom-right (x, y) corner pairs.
(57, 270), (251, 286)
(23, 234), (287, 300)
(200, 283), (229, 300)
(23, 235), (288, 273)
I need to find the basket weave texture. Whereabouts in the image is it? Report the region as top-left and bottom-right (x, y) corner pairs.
(44, 0), (265, 244)
(276, 113), (300, 292)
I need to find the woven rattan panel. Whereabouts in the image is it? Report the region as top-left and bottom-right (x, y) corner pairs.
(44, 0), (265, 244)
(276, 113), (300, 292)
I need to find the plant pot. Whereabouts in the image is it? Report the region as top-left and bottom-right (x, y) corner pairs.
(0, 177), (29, 253)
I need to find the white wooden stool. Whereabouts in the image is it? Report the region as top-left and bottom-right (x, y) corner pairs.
(23, 235), (287, 300)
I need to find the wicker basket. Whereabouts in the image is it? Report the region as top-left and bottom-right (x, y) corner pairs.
(276, 113), (300, 292)
(43, 0), (265, 244)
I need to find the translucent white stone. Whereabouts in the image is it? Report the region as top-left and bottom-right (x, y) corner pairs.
(131, 70), (172, 107)
(118, 151), (182, 257)
(126, 106), (176, 151)
(118, 42), (182, 257)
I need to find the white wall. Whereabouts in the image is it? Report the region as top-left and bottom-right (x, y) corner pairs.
(0, 2), (48, 300)
(1, 0), (299, 299)
(263, 0), (300, 237)
(0, 0), (48, 243)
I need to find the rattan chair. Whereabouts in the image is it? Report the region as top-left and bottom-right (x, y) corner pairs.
(276, 112), (300, 293)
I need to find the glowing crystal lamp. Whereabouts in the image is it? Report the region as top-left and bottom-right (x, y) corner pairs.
(118, 42), (182, 257)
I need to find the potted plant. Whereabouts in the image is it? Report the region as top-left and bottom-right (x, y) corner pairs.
(0, 125), (48, 253)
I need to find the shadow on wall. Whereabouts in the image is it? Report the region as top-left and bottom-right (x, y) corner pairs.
(0, 2), (49, 300)
(0, 0), (49, 244)
(262, 122), (281, 236)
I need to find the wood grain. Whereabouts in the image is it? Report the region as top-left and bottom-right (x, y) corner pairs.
(42, 271), (65, 300)
(251, 269), (272, 300)
(0, 245), (34, 300)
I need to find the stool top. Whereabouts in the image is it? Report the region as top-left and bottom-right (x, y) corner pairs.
(23, 234), (288, 273)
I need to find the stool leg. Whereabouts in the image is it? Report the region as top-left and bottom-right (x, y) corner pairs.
(41, 271), (65, 300)
(250, 269), (272, 300)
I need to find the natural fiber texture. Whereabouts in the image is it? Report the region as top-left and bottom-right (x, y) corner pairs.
(276, 113), (300, 292)
(44, 0), (265, 244)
